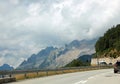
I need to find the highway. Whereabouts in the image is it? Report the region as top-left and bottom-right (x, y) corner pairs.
(8, 69), (120, 84)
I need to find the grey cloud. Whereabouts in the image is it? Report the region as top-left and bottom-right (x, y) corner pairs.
(0, 0), (120, 67)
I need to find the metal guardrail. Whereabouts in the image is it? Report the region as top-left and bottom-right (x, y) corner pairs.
(0, 66), (112, 83)
(0, 65), (112, 77)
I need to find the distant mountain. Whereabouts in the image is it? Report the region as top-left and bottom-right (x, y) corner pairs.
(0, 64), (14, 71)
(18, 46), (57, 69)
(17, 39), (97, 70)
(78, 54), (93, 62)
(65, 54), (93, 67)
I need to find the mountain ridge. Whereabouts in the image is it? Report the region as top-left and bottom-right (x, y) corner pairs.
(0, 64), (14, 71)
(17, 39), (97, 70)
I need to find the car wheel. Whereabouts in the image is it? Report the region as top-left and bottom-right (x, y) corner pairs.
(114, 70), (118, 73)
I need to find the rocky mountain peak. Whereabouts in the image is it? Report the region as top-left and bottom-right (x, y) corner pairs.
(17, 39), (97, 70)
(0, 64), (14, 71)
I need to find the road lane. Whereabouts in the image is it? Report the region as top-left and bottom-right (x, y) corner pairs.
(8, 69), (119, 84)
(85, 70), (120, 84)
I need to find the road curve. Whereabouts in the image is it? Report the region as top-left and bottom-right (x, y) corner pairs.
(8, 69), (120, 84)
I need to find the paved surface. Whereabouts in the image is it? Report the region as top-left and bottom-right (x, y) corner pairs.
(8, 69), (120, 84)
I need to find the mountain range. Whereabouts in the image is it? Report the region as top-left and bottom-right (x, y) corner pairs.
(17, 39), (97, 70)
(0, 64), (14, 71)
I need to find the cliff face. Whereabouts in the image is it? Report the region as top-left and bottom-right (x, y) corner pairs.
(17, 39), (97, 70)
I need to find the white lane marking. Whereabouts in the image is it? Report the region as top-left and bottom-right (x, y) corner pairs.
(74, 70), (112, 84)
(74, 80), (87, 84)
(88, 76), (94, 79)
(88, 71), (113, 80)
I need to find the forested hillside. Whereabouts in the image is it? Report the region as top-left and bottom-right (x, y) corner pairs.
(65, 54), (92, 67)
(95, 24), (120, 58)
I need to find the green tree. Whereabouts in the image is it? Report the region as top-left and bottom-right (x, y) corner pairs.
(95, 24), (120, 58)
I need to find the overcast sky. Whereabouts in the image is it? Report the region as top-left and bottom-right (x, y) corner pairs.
(0, 0), (120, 68)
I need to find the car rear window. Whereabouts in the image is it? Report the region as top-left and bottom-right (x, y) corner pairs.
(116, 62), (120, 66)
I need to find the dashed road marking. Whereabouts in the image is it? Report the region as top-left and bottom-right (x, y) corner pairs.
(74, 80), (87, 84)
(88, 76), (94, 79)
(74, 71), (113, 84)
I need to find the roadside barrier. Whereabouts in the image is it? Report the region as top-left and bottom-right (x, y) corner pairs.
(0, 66), (112, 83)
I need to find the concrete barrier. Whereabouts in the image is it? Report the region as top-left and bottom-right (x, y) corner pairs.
(0, 77), (16, 84)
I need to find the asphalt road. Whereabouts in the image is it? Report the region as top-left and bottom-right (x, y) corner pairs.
(8, 69), (120, 84)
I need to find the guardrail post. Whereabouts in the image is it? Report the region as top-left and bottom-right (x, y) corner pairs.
(24, 73), (27, 78)
(9, 74), (12, 78)
(62, 70), (64, 73)
(55, 70), (57, 74)
(2, 75), (4, 78)
(36, 72), (39, 76)
(46, 71), (48, 76)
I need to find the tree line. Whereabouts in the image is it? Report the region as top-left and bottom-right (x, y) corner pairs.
(95, 24), (120, 58)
